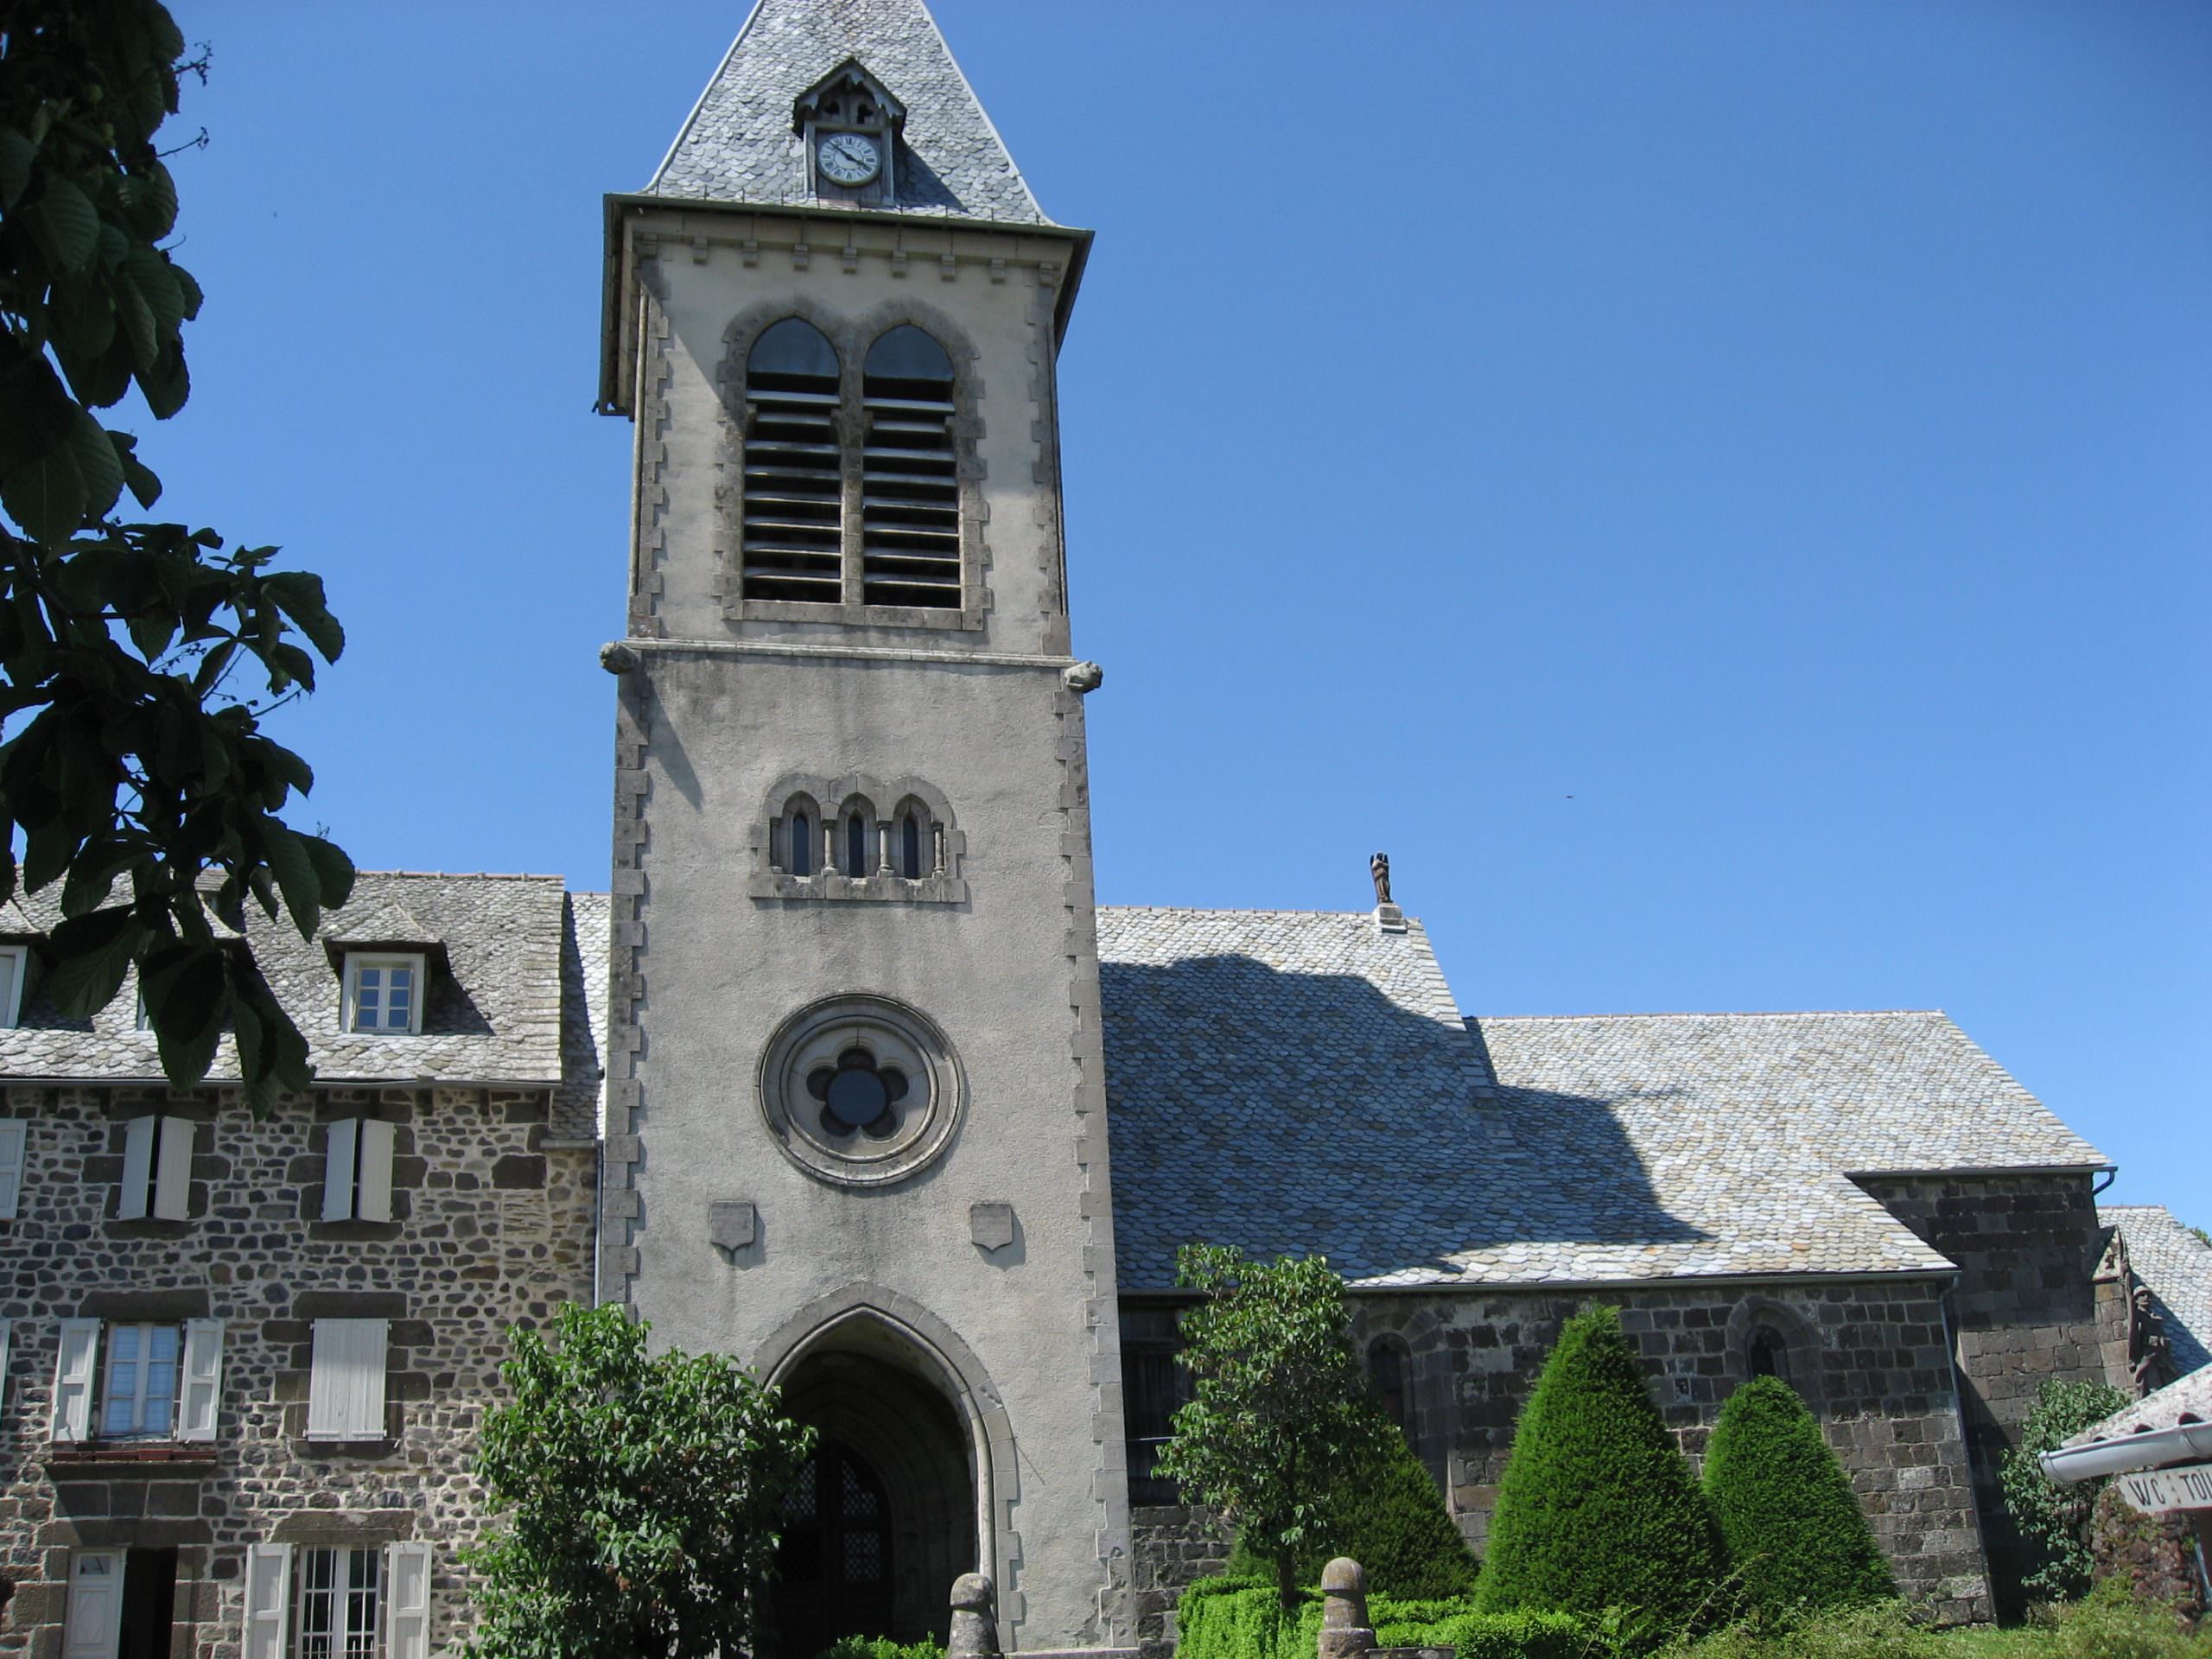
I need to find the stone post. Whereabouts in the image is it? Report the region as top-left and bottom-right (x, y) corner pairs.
(949, 1571), (1001, 1659)
(1316, 1558), (1374, 1659)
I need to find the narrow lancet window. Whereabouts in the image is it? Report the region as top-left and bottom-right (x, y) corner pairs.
(846, 813), (869, 878)
(860, 325), (960, 609)
(743, 319), (843, 603)
(790, 812), (813, 876)
(901, 812), (923, 879)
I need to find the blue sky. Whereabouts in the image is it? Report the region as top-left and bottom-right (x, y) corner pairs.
(149, 3), (2207, 1220)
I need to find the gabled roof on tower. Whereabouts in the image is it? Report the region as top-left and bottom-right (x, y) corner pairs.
(649, 0), (1053, 224)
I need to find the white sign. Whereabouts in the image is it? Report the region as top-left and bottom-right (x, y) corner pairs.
(2113, 1460), (2212, 1516)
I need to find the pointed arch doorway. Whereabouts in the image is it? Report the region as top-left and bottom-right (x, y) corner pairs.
(772, 1324), (978, 1659)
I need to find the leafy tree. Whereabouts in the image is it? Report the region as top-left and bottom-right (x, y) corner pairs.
(1702, 1376), (1892, 1621)
(1475, 1306), (1729, 1639)
(1, 0), (352, 1111)
(1153, 1243), (1394, 1610)
(1224, 1415), (1478, 1599)
(466, 1301), (814, 1659)
(1998, 1376), (2129, 1603)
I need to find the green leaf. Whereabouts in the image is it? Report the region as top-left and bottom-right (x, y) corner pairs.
(1, 427), (86, 544)
(111, 431), (162, 510)
(45, 906), (151, 1017)
(0, 127), (34, 211)
(66, 409), (125, 524)
(143, 944), (226, 1090)
(26, 175), (100, 271)
(257, 818), (323, 939)
(302, 835), (355, 909)
(264, 572), (345, 663)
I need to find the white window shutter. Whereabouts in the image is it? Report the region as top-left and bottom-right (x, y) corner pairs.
(0, 1119), (26, 1218)
(356, 1120), (396, 1224)
(385, 1541), (432, 1659)
(118, 1116), (155, 1220)
(63, 1552), (124, 1659)
(242, 1543), (291, 1659)
(308, 1319), (388, 1440)
(321, 1118), (359, 1221)
(178, 1319), (224, 1442)
(53, 1318), (99, 1440)
(152, 1116), (193, 1221)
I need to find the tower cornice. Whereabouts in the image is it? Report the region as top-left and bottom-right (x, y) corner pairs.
(596, 194), (1092, 417)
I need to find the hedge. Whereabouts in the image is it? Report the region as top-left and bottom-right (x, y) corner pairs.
(1224, 1420), (1478, 1599)
(813, 1640), (946, 1659)
(1703, 1376), (1892, 1620)
(1175, 1579), (1592, 1659)
(1474, 1306), (1730, 1637)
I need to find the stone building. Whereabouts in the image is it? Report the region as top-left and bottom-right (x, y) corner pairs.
(0, 3), (2187, 1659)
(0, 877), (606, 1659)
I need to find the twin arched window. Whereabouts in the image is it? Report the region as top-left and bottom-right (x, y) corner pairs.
(742, 320), (961, 612)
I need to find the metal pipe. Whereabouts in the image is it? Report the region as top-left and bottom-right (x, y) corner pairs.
(2038, 1423), (2212, 1483)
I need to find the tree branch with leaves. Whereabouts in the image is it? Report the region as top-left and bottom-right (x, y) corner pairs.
(0, 0), (353, 1111)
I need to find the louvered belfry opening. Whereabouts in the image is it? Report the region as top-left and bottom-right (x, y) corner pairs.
(743, 318), (844, 602)
(861, 325), (961, 608)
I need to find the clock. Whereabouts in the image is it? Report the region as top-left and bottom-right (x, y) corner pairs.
(817, 132), (881, 188)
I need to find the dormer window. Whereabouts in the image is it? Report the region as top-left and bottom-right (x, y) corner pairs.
(0, 944), (25, 1027)
(345, 954), (424, 1035)
(794, 60), (905, 207)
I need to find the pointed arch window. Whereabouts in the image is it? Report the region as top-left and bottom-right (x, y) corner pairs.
(844, 811), (871, 879)
(860, 325), (960, 609)
(741, 319), (843, 604)
(900, 810), (924, 880)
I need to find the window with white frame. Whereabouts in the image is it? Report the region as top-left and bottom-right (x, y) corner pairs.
(0, 1117), (26, 1218)
(243, 1541), (431, 1659)
(306, 1318), (389, 1440)
(343, 955), (423, 1035)
(321, 1119), (397, 1224)
(117, 1115), (194, 1221)
(50, 1318), (223, 1443)
(0, 944), (26, 1027)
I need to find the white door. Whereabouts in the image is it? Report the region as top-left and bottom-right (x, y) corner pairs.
(63, 1552), (124, 1659)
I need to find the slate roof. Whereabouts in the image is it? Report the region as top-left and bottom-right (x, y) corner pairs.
(0, 874), (594, 1092)
(649, 0), (1051, 223)
(555, 892), (612, 1141)
(2065, 1361), (2212, 1447)
(1097, 907), (2108, 1293)
(2103, 1205), (2212, 1375)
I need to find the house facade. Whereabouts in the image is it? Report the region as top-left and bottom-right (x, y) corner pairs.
(0, 5), (2199, 1659)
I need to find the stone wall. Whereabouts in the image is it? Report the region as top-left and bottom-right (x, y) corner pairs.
(1125, 1276), (1993, 1630)
(1854, 1173), (2110, 1616)
(0, 1082), (594, 1659)
(2088, 1484), (2205, 1627)
(1129, 1505), (1228, 1659)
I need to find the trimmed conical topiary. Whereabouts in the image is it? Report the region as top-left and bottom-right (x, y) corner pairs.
(1703, 1376), (1894, 1620)
(1475, 1306), (1729, 1636)
(1225, 1411), (1478, 1599)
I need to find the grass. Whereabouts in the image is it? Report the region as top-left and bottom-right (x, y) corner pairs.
(1664, 1587), (2208, 1659)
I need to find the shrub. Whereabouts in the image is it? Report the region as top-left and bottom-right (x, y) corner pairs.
(1703, 1376), (1893, 1619)
(1475, 1306), (1730, 1639)
(813, 1639), (946, 1659)
(1663, 1600), (1942, 1659)
(1998, 1376), (2129, 1602)
(1224, 1421), (1478, 1599)
(1173, 1580), (1593, 1659)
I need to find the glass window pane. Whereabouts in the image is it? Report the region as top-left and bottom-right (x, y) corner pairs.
(864, 324), (953, 384)
(750, 317), (839, 379)
(791, 814), (813, 876)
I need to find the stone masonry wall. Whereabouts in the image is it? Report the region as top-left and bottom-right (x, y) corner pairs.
(0, 1082), (594, 1659)
(1855, 1173), (2108, 1618)
(1126, 1277), (1992, 1635)
(1129, 1505), (1227, 1659)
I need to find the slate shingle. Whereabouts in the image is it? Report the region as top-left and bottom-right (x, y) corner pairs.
(2103, 1204), (2212, 1376)
(0, 874), (588, 1090)
(649, 0), (1052, 224)
(1098, 906), (2108, 1293)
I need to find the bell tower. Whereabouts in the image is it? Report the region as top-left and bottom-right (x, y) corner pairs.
(594, 2), (1130, 1653)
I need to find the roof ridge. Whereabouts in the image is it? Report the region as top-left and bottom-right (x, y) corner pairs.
(351, 870), (568, 883)
(1099, 904), (1389, 920)
(1466, 1008), (1948, 1023)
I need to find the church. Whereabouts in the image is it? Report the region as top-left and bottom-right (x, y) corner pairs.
(0, 5), (2205, 1659)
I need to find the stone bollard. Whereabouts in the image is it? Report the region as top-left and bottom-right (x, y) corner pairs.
(1316, 1558), (1375, 1659)
(949, 1571), (1001, 1659)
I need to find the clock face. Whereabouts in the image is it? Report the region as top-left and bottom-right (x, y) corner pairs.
(817, 132), (881, 188)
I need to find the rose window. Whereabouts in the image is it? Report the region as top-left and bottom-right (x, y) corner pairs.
(808, 1047), (909, 1140)
(758, 995), (964, 1187)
